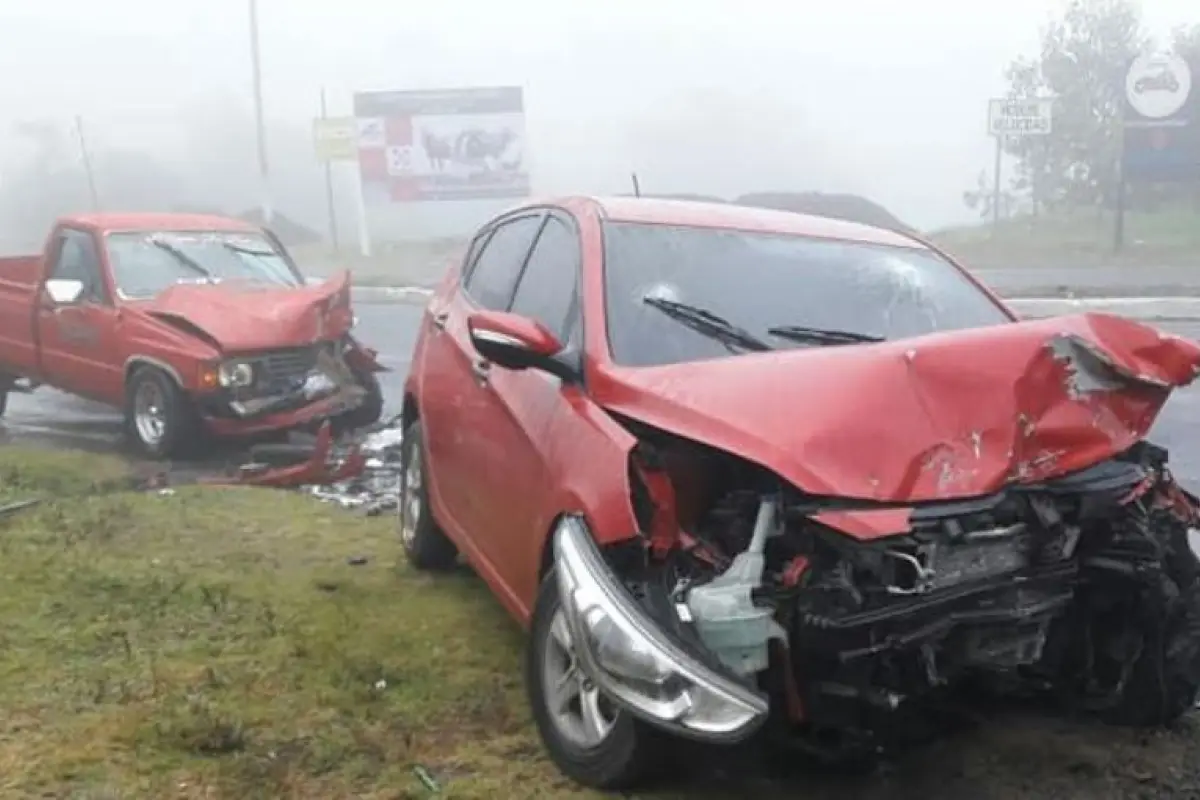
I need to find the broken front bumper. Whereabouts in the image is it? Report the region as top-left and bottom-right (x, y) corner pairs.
(553, 516), (769, 743)
(199, 350), (367, 437)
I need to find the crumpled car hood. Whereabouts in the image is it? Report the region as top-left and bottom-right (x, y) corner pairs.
(592, 312), (1200, 507)
(141, 270), (354, 352)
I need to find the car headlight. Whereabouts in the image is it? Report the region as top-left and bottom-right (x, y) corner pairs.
(217, 360), (255, 388)
(553, 516), (769, 742)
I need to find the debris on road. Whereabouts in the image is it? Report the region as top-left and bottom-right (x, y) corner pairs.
(0, 498), (41, 519)
(217, 417), (405, 516)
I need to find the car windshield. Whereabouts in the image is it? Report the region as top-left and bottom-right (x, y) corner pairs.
(601, 221), (1014, 367)
(105, 230), (302, 300)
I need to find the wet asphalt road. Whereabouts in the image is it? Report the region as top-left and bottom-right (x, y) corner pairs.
(5, 301), (1200, 488)
(974, 266), (1200, 297)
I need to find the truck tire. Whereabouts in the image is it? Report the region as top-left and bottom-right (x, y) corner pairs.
(398, 421), (458, 571)
(124, 367), (199, 459)
(333, 368), (384, 434)
(0, 389), (7, 418)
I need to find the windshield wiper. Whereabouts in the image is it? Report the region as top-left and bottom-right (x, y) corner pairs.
(222, 240), (278, 257)
(766, 324), (885, 346)
(643, 296), (772, 353)
(150, 239), (215, 280)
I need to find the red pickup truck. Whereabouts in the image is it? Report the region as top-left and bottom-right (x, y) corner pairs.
(0, 212), (385, 458)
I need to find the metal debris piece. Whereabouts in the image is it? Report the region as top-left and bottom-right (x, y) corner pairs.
(300, 423), (405, 514)
(220, 418), (406, 514)
(412, 764), (440, 793)
(212, 422), (367, 490)
(0, 498), (41, 518)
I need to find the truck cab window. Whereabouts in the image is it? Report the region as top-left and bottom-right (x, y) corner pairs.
(51, 230), (106, 303)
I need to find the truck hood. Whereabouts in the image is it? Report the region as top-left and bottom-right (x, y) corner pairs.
(592, 312), (1200, 507)
(140, 270), (354, 352)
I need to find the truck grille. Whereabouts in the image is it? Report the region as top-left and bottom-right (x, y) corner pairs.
(254, 346), (320, 393)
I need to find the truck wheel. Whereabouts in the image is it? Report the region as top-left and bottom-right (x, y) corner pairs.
(332, 368), (384, 434)
(0, 389), (7, 418)
(124, 367), (198, 459)
(526, 569), (661, 791)
(398, 421), (457, 570)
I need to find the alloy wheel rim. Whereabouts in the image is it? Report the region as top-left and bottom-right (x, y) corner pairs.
(400, 447), (422, 548)
(133, 381), (167, 446)
(541, 609), (617, 748)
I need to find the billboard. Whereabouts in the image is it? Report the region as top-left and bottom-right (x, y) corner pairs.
(352, 86), (529, 204)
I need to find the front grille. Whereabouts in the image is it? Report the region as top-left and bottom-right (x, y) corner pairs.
(254, 346), (320, 394)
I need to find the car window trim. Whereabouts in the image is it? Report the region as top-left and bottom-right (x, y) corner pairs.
(460, 211), (546, 310)
(51, 226), (111, 306)
(506, 211), (583, 344)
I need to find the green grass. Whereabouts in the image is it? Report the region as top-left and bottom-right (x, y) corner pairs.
(930, 207), (1200, 268)
(5, 446), (1198, 798)
(0, 446), (599, 799)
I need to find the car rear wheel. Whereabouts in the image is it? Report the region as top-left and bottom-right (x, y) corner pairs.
(124, 367), (198, 459)
(526, 569), (661, 790)
(399, 421), (458, 570)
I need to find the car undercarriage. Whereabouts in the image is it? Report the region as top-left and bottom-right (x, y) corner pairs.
(568, 422), (1200, 763)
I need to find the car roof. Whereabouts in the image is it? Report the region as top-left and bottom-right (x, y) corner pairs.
(60, 212), (259, 234)
(522, 195), (926, 250)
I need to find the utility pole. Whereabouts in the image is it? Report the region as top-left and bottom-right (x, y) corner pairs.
(249, 0), (272, 224)
(74, 116), (100, 211)
(320, 87), (339, 250)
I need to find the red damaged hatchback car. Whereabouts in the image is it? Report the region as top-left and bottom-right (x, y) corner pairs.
(398, 196), (1200, 789)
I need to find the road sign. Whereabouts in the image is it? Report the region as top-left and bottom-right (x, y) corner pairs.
(988, 98), (1053, 136)
(1125, 54), (1192, 121)
(312, 117), (358, 162)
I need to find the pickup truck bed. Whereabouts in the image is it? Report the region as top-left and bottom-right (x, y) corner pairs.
(0, 255), (44, 380)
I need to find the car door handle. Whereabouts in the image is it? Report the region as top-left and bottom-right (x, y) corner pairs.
(432, 311), (448, 330)
(472, 359), (490, 385)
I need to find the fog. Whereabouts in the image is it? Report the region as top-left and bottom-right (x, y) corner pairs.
(0, 0), (1193, 248)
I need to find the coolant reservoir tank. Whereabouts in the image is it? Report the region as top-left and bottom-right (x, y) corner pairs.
(685, 496), (783, 676)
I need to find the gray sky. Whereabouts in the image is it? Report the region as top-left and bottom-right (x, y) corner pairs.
(0, 0), (1194, 233)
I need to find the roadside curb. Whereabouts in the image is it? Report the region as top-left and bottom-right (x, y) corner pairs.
(349, 285), (1200, 322)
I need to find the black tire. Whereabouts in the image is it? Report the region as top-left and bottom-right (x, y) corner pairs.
(333, 368), (384, 434)
(1101, 562), (1200, 727)
(399, 421), (458, 570)
(123, 367), (199, 459)
(526, 569), (661, 791)
(0, 389), (7, 418)
(1058, 511), (1200, 728)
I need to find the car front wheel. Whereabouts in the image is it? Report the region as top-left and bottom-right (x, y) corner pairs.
(526, 569), (661, 790)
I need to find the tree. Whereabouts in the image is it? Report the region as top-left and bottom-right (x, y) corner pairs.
(1173, 23), (1200, 62)
(983, 0), (1150, 216)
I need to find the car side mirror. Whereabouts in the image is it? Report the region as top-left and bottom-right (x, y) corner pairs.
(44, 278), (85, 306)
(467, 310), (577, 382)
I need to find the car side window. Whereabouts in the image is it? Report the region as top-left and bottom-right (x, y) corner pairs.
(509, 216), (580, 343)
(49, 228), (106, 303)
(463, 215), (542, 310)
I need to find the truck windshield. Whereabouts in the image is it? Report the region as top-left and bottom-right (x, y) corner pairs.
(601, 221), (1015, 367)
(106, 230), (302, 299)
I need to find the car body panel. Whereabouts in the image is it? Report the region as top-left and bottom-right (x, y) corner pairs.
(408, 194), (1200, 616)
(587, 311), (1200, 509)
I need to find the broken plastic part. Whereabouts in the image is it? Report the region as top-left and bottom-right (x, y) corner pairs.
(685, 495), (788, 676)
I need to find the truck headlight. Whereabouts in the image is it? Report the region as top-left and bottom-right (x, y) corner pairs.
(218, 360), (255, 388)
